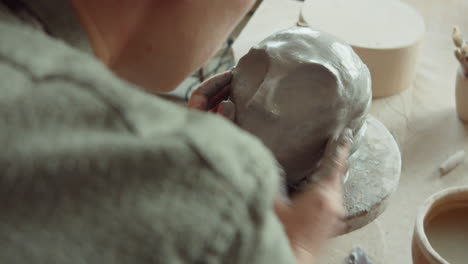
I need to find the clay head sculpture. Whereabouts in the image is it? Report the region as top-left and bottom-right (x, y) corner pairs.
(230, 27), (372, 190)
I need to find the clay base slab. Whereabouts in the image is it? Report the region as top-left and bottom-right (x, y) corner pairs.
(344, 116), (401, 231)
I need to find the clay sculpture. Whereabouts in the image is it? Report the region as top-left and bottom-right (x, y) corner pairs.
(227, 27), (372, 190)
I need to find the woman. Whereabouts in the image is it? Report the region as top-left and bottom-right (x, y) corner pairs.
(0, 0), (350, 263)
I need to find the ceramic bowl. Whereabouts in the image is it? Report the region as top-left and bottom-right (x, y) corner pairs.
(412, 186), (468, 264)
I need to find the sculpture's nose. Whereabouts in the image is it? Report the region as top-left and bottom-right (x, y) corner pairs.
(246, 80), (279, 116)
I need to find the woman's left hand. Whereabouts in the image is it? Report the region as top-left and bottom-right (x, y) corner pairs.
(187, 70), (236, 121)
(275, 130), (353, 264)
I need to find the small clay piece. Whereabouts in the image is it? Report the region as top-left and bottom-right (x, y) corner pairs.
(347, 247), (374, 264)
(229, 27), (372, 190)
(439, 150), (465, 176)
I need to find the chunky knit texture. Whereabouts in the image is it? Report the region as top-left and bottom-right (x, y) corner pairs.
(0, 3), (295, 263)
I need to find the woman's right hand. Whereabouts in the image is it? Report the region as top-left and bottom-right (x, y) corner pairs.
(187, 70), (236, 121)
(275, 129), (353, 264)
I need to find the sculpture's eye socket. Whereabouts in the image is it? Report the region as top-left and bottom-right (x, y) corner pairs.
(232, 48), (269, 106)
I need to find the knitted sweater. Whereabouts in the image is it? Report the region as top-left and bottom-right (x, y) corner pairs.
(0, 1), (295, 263)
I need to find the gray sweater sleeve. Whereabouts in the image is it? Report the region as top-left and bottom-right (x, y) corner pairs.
(0, 15), (296, 264)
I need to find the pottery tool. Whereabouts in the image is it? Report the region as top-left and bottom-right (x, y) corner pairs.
(439, 150), (466, 176)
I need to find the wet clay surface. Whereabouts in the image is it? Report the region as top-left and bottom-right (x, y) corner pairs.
(231, 27), (372, 187)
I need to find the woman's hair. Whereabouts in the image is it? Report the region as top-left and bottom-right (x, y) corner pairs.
(1, 0), (49, 33)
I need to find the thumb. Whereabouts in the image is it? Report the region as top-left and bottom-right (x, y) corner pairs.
(316, 128), (353, 187)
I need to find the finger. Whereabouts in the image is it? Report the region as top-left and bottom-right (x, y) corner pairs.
(187, 94), (208, 110)
(332, 220), (351, 237)
(322, 144), (350, 190)
(188, 72), (233, 111)
(194, 71), (233, 98)
(209, 105), (219, 113)
(323, 128), (353, 167)
(207, 84), (232, 110)
(217, 99), (236, 121)
(319, 129), (353, 187)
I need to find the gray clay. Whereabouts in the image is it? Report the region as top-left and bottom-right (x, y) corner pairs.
(230, 27), (372, 188)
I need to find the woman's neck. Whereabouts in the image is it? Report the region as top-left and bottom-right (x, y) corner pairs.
(70, 0), (150, 65)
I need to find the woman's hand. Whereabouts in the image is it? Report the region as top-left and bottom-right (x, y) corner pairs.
(275, 129), (353, 264)
(187, 70), (236, 121)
